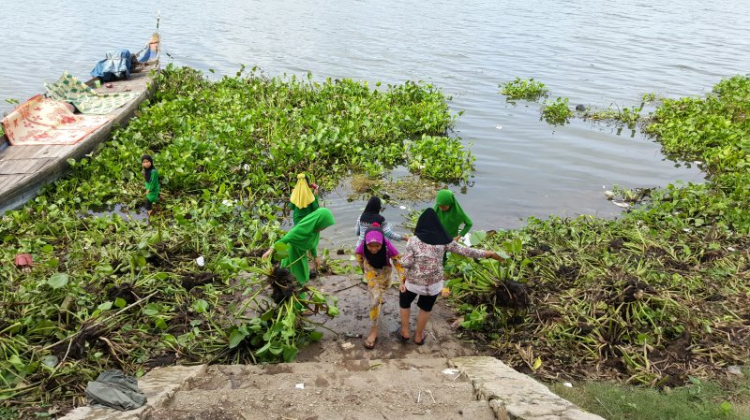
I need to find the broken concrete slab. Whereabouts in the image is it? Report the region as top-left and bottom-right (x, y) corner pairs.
(450, 356), (606, 420)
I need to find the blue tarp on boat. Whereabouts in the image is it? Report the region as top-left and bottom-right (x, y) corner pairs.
(90, 49), (133, 82)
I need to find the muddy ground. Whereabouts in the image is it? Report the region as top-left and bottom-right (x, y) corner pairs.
(296, 272), (480, 363)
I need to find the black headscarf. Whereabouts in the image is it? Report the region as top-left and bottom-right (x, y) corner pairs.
(141, 155), (155, 182)
(359, 195), (385, 225)
(415, 208), (452, 245)
(363, 225), (388, 269)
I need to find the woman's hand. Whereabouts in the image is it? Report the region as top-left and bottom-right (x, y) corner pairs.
(261, 248), (273, 259)
(399, 283), (406, 293)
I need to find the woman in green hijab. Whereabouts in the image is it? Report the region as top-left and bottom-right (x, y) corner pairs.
(433, 189), (473, 241)
(262, 208), (336, 285)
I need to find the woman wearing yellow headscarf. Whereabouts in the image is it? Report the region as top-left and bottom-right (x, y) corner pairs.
(290, 173), (319, 225)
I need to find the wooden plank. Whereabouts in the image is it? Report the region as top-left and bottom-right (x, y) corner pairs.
(0, 145), (76, 161)
(0, 158), (52, 175)
(0, 174), (28, 194)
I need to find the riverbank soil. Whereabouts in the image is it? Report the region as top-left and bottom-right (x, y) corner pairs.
(297, 272), (481, 362)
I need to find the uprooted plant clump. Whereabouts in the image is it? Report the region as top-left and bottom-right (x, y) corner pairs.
(0, 65), (468, 415)
(449, 75), (750, 387)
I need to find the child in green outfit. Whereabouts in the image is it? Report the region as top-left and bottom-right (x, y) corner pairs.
(142, 155), (160, 216)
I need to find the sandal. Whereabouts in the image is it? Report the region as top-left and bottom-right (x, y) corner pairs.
(414, 335), (426, 346)
(363, 337), (377, 350)
(397, 332), (410, 343)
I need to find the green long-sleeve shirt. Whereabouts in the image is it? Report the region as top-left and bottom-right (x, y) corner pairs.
(145, 170), (160, 203)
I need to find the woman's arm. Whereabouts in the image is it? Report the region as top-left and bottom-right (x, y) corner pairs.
(400, 239), (415, 269)
(382, 221), (404, 241)
(446, 241), (486, 259)
(459, 214), (473, 237)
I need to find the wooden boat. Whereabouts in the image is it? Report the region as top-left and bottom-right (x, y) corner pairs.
(0, 32), (161, 212)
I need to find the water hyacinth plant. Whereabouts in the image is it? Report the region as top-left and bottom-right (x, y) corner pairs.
(541, 97), (574, 125)
(500, 77), (550, 101)
(0, 65), (473, 414)
(448, 75), (750, 387)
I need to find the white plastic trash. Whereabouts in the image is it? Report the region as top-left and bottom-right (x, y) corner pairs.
(295, 383), (305, 389)
(196, 256), (205, 267)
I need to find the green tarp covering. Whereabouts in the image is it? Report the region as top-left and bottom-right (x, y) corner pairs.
(45, 72), (138, 115)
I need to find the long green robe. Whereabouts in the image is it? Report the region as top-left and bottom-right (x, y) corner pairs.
(434, 189), (472, 237)
(145, 170), (160, 203)
(290, 195), (319, 225)
(275, 208), (335, 284)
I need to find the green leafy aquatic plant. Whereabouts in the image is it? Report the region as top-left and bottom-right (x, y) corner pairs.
(500, 77), (549, 101)
(583, 103), (644, 128)
(0, 65), (470, 414)
(407, 135), (475, 183)
(447, 75), (750, 387)
(541, 97), (574, 125)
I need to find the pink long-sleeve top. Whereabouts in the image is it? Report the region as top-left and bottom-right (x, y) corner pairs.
(400, 236), (487, 296)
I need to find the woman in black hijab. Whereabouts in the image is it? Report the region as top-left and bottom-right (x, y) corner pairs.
(398, 208), (504, 345)
(355, 195), (408, 247)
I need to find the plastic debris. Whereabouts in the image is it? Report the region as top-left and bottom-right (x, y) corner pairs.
(442, 369), (459, 375)
(604, 190), (615, 200)
(340, 342), (355, 350)
(612, 200), (630, 208)
(42, 355), (59, 368)
(295, 383), (305, 389)
(495, 125), (503, 130)
(563, 382), (573, 388)
(399, 205), (407, 210)
(14, 253), (33, 270)
(728, 366), (744, 377)
(195, 256), (205, 267)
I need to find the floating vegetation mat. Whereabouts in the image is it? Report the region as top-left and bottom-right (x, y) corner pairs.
(0, 65), (467, 415)
(451, 75), (750, 387)
(349, 173), (444, 203)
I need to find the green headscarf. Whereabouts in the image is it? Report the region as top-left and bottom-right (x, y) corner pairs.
(433, 189), (473, 237)
(275, 208), (335, 284)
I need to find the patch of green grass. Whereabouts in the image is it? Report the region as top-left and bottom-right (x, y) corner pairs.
(552, 371), (750, 420)
(500, 77), (549, 101)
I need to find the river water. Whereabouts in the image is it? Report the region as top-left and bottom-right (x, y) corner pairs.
(2, 0), (749, 247)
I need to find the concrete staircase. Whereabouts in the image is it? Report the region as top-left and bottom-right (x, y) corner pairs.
(147, 358), (495, 420)
(61, 274), (605, 420)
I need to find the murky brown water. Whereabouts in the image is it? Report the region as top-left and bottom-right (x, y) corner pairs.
(3, 0), (749, 245)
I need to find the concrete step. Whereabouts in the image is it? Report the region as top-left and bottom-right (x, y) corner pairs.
(150, 388), (494, 420)
(187, 358), (461, 391)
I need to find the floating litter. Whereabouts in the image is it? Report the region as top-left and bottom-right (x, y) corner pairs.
(495, 125), (503, 130)
(612, 200), (630, 208)
(399, 206), (407, 210)
(442, 368), (459, 375)
(295, 383), (305, 389)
